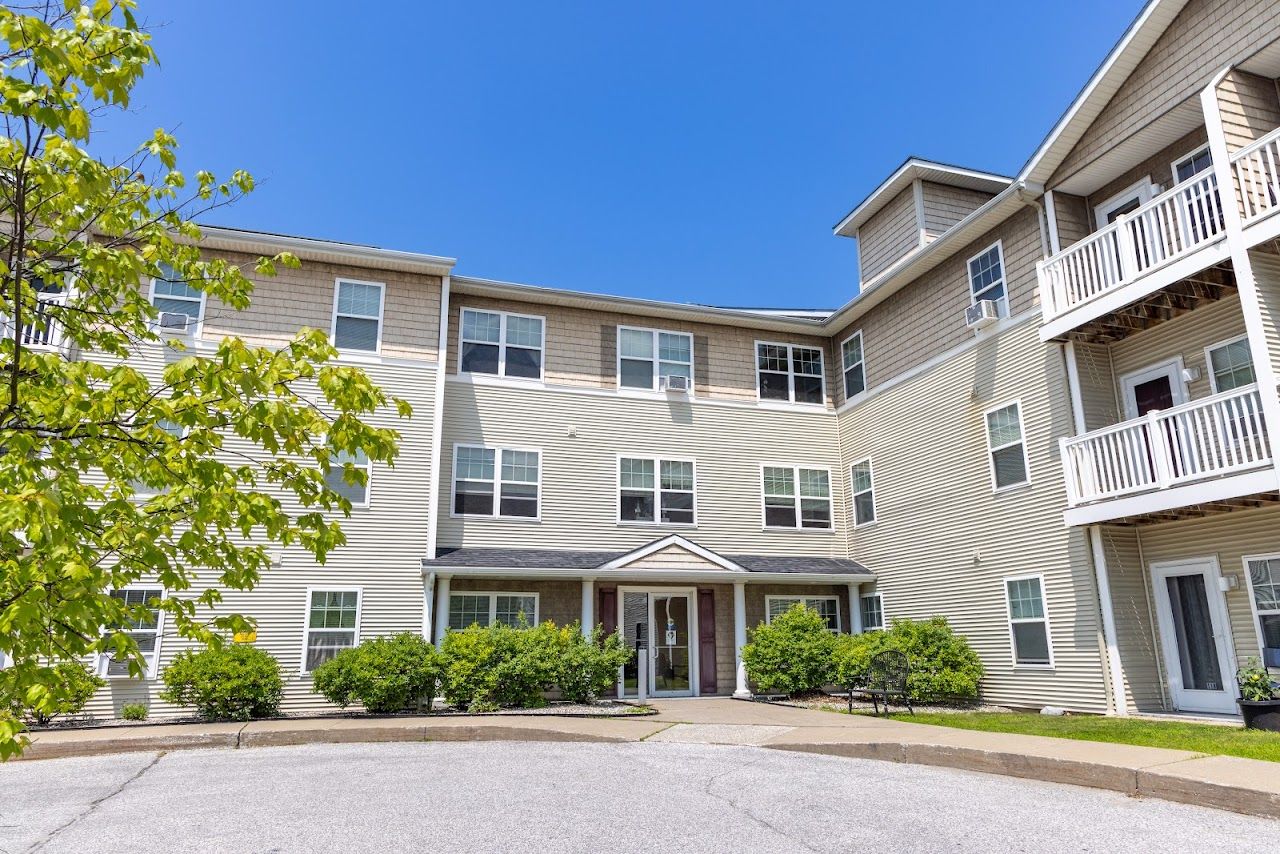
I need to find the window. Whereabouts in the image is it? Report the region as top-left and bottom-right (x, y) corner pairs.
(303, 589), (360, 672)
(1246, 556), (1280, 668)
(757, 342), (825, 405)
(448, 592), (539, 630)
(1172, 146), (1213, 183)
(762, 465), (831, 530)
(851, 459), (875, 526)
(860, 593), (884, 631)
(618, 326), (693, 391)
(331, 279), (384, 352)
(99, 588), (164, 678)
(325, 449), (371, 506)
(841, 332), (865, 400)
(459, 308), (544, 379)
(967, 243), (1008, 317)
(452, 445), (540, 519)
(1005, 575), (1052, 667)
(150, 264), (204, 330)
(985, 401), (1029, 490)
(618, 456), (695, 525)
(1206, 336), (1255, 393)
(766, 596), (840, 631)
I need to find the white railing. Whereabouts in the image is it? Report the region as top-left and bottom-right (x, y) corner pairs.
(0, 291), (66, 349)
(1060, 384), (1270, 506)
(1231, 124), (1280, 225)
(1038, 171), (1227, 320)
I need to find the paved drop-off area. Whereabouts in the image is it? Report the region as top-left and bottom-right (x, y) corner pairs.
(4, 742), (1278, 853)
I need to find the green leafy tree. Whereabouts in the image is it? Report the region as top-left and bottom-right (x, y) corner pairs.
(0, 2), (408, 755)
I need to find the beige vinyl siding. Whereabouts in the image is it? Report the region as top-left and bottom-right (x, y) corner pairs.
(832, 207), (1043, 404)
(439, 383), (846, 557)
(1083, 128), (1209, 230)
(1247, 249), (1280, 381)
(447, 295), (835, 407)
(837, 317), (1110, 712)
(1096, 525), (1168, 713)
(858, 186), (920, 281)
(1051, 192), (1091, 250)
(1215, 69), (1280, 152)
(920, 182), (994, 241)
(1135, 504), (1280, 678)
(1072, 341), (1121, 430)
(1050, 0), (1280, 185)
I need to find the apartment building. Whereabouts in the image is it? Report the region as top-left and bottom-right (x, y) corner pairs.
(43, 0), (1280, 719)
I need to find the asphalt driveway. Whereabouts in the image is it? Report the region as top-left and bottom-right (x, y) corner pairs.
(4, 741), (1278, 853)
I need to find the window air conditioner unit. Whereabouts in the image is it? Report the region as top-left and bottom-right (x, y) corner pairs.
(964, 300), (1000, 330)
(660, 374), (690, 394)
(158, 311), (191, 332)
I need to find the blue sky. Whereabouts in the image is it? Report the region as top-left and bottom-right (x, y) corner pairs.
(96, 1), (1143, 308)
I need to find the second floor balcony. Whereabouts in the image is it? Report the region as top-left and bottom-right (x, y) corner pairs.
(0, 289), (67, 351)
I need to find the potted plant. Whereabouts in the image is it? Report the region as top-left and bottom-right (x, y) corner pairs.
(1236, 658), (1280, 732)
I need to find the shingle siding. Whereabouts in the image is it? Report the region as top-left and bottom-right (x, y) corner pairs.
(921, 182), (993, 241)
(857, 186), (920, 281)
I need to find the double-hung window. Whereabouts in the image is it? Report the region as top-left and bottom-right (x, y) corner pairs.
(1246, 555), (1280, 668)
(860, 593), (884, 631)
(459, 308), (544, 379)
(850, 459), (875, 526)
(762, 465), (831, 530)
(985, 401), (1029, 490)
(453, 445), (540, 519)
(332, 279), (384, 352)
(841, 331), (865, 400)
(757, 342), (825, 405)
(448, 592), (539, 630)
(303, 589), (360, 672)
(618, 456), (695, 525)
(765, 596), (840, 631)
(325, 449), (371, 507)
(618, 326), (693, 391)
(150, 264), (204, 331)
(1206, 336), (1255, 393)
(1005, 575), (1052, 667)
(99, 588), (164, 678)
(967, 243), (1007, 318)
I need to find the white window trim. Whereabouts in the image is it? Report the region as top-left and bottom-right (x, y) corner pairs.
(1092, 177), (1156, 228)
(326, 450), (372, 509)
(330, 278), (386, 355)
(615, 325), (695, 395)
(1003, 573), (1054, 670)
(764, 595), (841, 632)
(447, 591), (541, 631)
(1242, 553), (1280, 668)
(1204, 334), (1254, 394)
(97, 586), (166, 680)
(754, 340), (826, 407)
(300, 586), (362, 675)
(966, 241), (1010, 319)
(850, 457), (876, 528)
(148, 271), (206, 336)
(1170, 144), (1212, 184)
(759, 463), (834, 532)
(983, 399), (1031, 492)
(840, 330), (866, 402)
(451, 443), (543, 522)
(458, 306), (546, 381)
(615, 453), (698, 528)
(859, 592), (885, 632)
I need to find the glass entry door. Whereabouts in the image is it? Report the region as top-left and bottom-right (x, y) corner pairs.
(618, 589), (696, 698)
(1151, 559), (1237, 714)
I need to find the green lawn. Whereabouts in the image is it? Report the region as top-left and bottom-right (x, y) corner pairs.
(879, 712), (1280, 763)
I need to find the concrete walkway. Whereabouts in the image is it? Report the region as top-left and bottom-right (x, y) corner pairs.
(15, 698), (1280, 820)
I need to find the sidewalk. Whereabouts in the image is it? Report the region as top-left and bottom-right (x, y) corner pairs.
(16, 697), (1280, 820)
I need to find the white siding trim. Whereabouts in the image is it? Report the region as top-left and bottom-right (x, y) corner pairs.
(426, 276), (450, 561)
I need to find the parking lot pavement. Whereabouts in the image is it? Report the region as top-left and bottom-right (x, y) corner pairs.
(4, 741), (1278, 853)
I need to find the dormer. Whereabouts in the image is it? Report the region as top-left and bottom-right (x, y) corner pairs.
(834, 158), (1011, 285)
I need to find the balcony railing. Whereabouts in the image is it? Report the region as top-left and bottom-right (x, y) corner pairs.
(0, 291), (66, 349)
(1038, 171), (1227, 321)
(1060, 384), (1270, 507)
(1232, 124), (1280, 225)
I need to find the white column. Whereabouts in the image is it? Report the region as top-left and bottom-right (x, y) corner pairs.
(580, 578), (594, 637)
(733, 581), (750, 698)
(422, 572), (436, 641)
(1089, 527), (1128, 716)
(432, 575), (451, 647)
(848, 582), (863, 634)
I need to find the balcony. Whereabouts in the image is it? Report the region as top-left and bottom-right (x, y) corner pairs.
(1038, 171), (1232, 341)
(0, 291), (66, 350)
(1060, 385), (1276, 525)
(1233, 124), (1280, 238)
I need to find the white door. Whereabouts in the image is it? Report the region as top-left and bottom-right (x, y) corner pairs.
(1120, 360), (1187, 420)
(617, 588), (698, 698)
(1150, 558), (1238, 714)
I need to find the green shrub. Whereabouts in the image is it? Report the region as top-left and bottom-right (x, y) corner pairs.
(832, 631), (878, 689)
(741, 604), (837, 695)
(4, 662), (105, 726)
(441, 621), (561, 711)
(120, 702), (149, 721)
(160, 644), (283, 721)
(555, 624), (632, 703)
(311, 632), (442, 713)
(835, 617), (984, 703)
(440, 622), (503, 711)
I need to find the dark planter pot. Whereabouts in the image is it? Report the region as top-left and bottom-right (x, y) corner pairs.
(1238, 698), (1280, 732)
